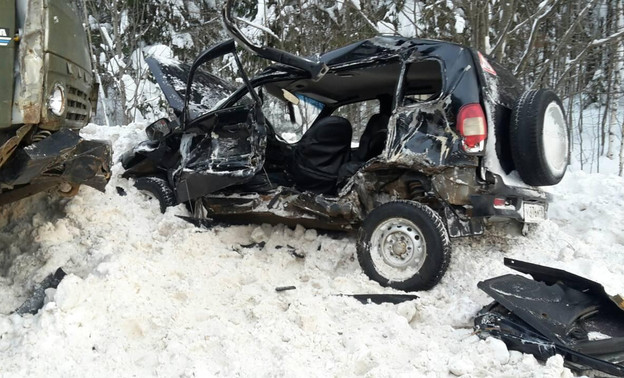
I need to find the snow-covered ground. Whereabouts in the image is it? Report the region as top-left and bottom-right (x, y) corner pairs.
(0, 123), (622, 377)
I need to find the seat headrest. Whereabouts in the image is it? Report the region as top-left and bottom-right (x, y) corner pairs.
(305, 116), (352, 141)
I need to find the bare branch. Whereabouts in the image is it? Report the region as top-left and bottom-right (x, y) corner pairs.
(345, 0), (381, 34)
(490, 0), (516, 57)
(555, 28), (624, 90)
(513, 0), (563, 75)
(235, 16), (281, 41)
(530, 0), (600, 88)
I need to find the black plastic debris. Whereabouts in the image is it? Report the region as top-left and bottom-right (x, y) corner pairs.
(475, 258), (624, 376)
(15, 268), (67, 315)
(339, 293), (419, 305)
(275, 286), (296, 292)
(176, 216), (217, 229)
(240, 242), (266, 249)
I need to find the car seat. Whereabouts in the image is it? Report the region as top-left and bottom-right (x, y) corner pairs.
(290, 116), (352, 194)
(354, 113), (389, 162)
(337, 113), (389, 183)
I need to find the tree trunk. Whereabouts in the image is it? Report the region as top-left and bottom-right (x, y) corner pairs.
(620, 117), (624, 176)
(606, 0), (622, 159)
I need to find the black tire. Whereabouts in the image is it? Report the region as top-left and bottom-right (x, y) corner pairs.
(510, 89), (569, 186)
(134, 176), (176, 213)
(356, 201), (451, 291)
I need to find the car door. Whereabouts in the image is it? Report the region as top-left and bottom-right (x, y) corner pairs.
(174, 103), (266, 202)
(168, 39), (267, 202)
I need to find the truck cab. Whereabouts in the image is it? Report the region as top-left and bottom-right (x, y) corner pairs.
(0, 0), (110, 205)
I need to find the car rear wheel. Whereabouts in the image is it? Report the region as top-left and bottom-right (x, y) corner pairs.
(510, 89), (569, 186)
(357, 201), (451, 291)
(134, 176), (176, 213)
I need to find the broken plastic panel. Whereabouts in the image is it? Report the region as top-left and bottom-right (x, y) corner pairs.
(475, 259), (624, 376)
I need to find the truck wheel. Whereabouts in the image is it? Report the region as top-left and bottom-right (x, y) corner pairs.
(134, 176), (176, 213)
(510, 89), (569, 186)
(357, 201), (451, 291)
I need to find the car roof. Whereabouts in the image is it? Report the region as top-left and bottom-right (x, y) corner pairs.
(261, 37), (464, 107)
(318, 36), (466, 67)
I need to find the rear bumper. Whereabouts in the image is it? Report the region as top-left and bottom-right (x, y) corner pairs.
(471, 184), (550, 222)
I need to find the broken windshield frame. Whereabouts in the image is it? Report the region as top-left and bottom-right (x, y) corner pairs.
(183, 39), (261, 126)
(222, 0), (329, 81)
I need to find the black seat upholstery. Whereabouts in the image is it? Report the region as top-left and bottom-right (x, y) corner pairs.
(290, 116), (353, 194)
(337, 113), (389, 183)
(354, 113), (389, 162)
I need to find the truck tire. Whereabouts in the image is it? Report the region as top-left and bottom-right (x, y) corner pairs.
(356, 201), (451, 291)
(134, 176), (176, 213)
(510, 89), (569, 186)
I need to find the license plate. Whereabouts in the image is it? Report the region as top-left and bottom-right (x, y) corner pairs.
(523, 203), (546, 223)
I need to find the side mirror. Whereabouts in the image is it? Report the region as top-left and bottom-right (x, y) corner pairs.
(146, 118), (173, 140)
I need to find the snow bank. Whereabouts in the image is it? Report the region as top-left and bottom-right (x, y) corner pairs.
(0, 123), (621, 376)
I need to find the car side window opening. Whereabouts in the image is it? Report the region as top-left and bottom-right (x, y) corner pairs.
(400, 59), (443, 106)
(260, 87), (323, 143)
(333, 100), (380, 146)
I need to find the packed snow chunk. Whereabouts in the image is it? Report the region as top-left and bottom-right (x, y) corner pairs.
(449, 357), (475, 376)
(588, 331), (611, 341)
(144, 44), (175, 61)
(53, 274), (85, 311)
(250, 225), (268, 244)
(484, 337), (510, 365)
(33, 218), (77, 247)
(172, 33), (194, 49)
(545, 354), (574, 378)
(395, 301), (417, 323)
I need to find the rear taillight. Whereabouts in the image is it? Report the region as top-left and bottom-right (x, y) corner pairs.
(493, 197), (514, 210)
(457, 103), (487, 153)
(493, 197), (507, 208)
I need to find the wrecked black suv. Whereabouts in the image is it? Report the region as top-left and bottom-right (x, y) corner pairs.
(122, 1), (569, 291)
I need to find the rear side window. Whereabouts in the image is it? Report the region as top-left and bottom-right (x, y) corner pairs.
(401, 60), (443, 105)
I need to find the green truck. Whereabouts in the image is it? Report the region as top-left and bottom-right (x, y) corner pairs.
(0, 0), (110, 206)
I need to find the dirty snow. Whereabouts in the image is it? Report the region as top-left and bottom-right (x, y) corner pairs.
(0, 123), (622, 377)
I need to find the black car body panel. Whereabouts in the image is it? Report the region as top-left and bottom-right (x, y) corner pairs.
(0, 129), (111, 206)
(475, 259), (624, 376)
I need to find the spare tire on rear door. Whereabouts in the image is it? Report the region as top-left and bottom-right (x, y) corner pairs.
(510, 89), (569, 186)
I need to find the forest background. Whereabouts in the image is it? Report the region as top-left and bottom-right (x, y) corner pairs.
(75, 0), (624, 174)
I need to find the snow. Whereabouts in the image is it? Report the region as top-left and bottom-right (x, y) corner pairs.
(0, 123), (622, 376)
(569, 98), (623, 175)
(171, 33), (194, 49)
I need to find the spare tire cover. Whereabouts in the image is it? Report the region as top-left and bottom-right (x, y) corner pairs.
(510, 89), (569, 186)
